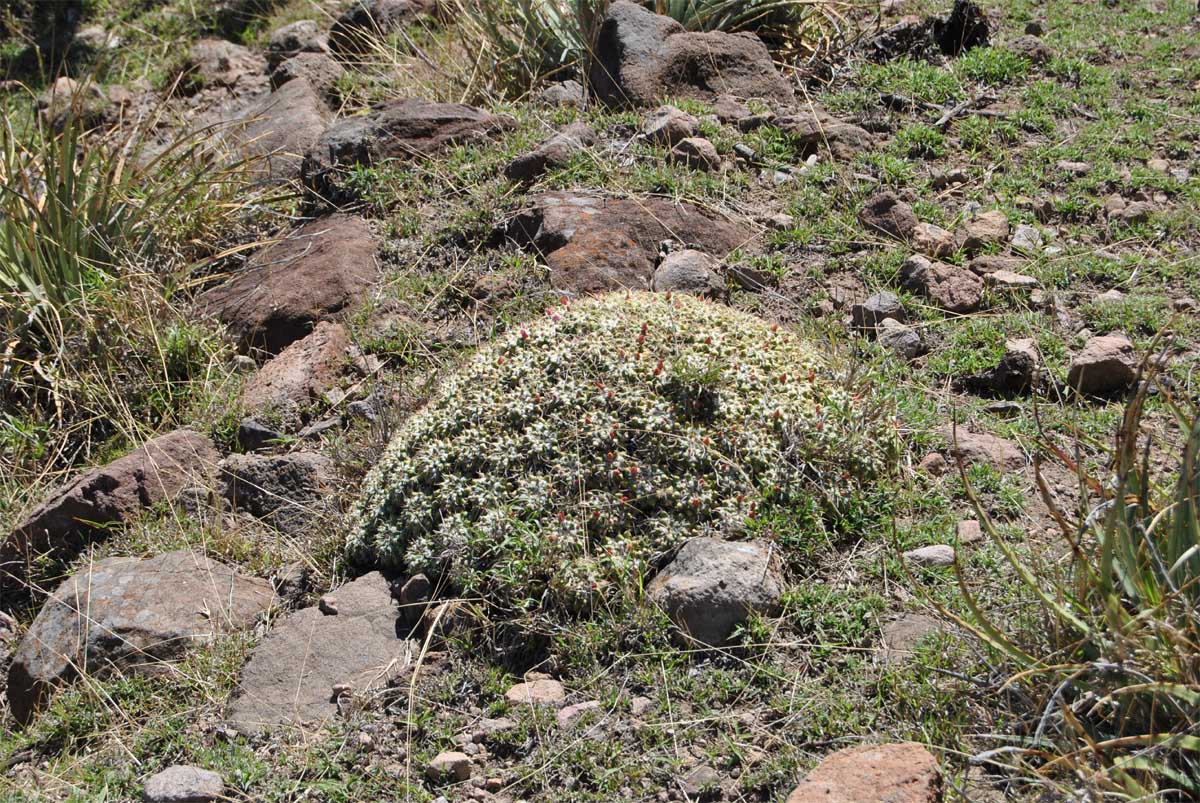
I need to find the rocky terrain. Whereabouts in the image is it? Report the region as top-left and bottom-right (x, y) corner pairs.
(0, 0), (1197, 801)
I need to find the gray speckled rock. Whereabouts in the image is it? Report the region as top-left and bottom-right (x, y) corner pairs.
(143, 765), (224, 802)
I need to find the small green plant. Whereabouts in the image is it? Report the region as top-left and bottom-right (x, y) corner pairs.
(954, 373), (1200, 798)
(955, 47), (1030, 86)
(350, 292), (895, 620)
(893, 123), (946, 159)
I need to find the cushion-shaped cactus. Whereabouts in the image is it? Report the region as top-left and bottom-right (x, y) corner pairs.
(350, 292), (893, 611)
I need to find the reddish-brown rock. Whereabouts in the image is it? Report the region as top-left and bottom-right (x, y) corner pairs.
(1068, 334), (1139, 395)
(937, 426), (1025, 471)
(235, 77), (333, 180)
(241, 322), (351, 412)
(786, 742), (942, 803)
(900, 255), (984, 314)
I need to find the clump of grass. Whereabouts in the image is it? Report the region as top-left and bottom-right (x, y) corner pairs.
(955, 370), (1200, 798)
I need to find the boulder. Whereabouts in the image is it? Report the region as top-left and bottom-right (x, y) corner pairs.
(220, 452), (334, 530)
(648, 538), (782, 646)
(899, 255), (983, 314)
(241, 322), (352, 413)
(937, 426), (1025, 471)
(197, 214), (377, 355)
(227, 572), (413, 733)
(776, 111), (874, 160)
(1068, 335), (1138, 395)
(270, 52), (346, 95)
(504, 123), (595, 183)
(858, 192), (918, 240)
(7, 551), (272, 724)
(670, 137), (720, 170)
(589, 0), (792, 108)
(955, 210), (1009, 253)
(642, 105), (698, 147)
(143, 765), (225, 803)
(786, 743), (942, 803)
(303, 98), (513, 199)
(330, 0), (438, 54)
(266, 19), (329, 69)
(2, 430), (218, 593)
(234, 78), (333, 180)
(548, 230), (655, 294)
(651, 249), (723, 296)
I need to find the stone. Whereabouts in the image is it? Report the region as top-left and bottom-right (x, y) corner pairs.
(903, 544), (955, 568)
(36, 76), (111, 130)
(74, 25), (121, 51)
(236, 418), (283, 451)
(241, 322), (352, 413)
(397, 573), (432, 624)
(589, 0), (793, 108)
(877, 318), (924, 360)
(937, 426), (1025, 471)
(266, 19), (329, 69)
(330, 0), (438, 53)
(984, 270), (1040, 290)
(918, 452), (947, 476)
(233, 78), (333, 180)
(955, 210), (1009, 253)
(1055, 159), (1092, 176)
(648, 538), (782, 646)
(1146, 158), (1170, 173)
(1010, 33), (1051, 63)
(957, 519), (983, 543)
(8, 551), (272, 724)
(505, 192), (750, 289)
(968, 254), (1025, 276)
(651, 249), (723, 296)
(776, 111), (874, 160)
(670, 136), (720, 170)
(850, 291), (905, 329)
(911, 222), (954, 258)
(504, 123), (595, 182)
(858, 192), (918, 240)
(1094, 289), (1125, 304)
(1010, 223), (1043, 252)
(271, 52), (346, 94)
(1068, 334), (1139, 395)
(538, 80), (585, 107)
(1113, 200), (1155, 224)
(143, 765), (225, 803)
(899, 255), (984, 314)
(219, 452), (334, 529)
(0, 611), (16, 648)
(198, 214), (377, 355)
(681, 765), (721, 797)
(643, 105), (698, 147)
(785, 742), (942, 803)
(2, 430), (218, 593)
(186, 39), (266, 90)
(505, 678), (567, 708)
(304, 98), (513, 199)
(556, 700), (602, 728)
(227, 572), (413, 733)
(982, 338), (1038, 394)
(880, 614), (942, 663)
(427, 751), (472, 783)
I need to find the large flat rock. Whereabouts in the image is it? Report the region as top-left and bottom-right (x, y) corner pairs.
(226, 572), (414, 734)
(7, 550), (273, 724)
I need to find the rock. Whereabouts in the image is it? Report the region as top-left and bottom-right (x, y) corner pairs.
(36, 76), (112, 130)
(8, 551), (272, 724)
(937, 426), (1025, 471)
(648, 538), (782, 646)
(1068, 334), (1139, 395)
(955, 211), (1009, 253)
(776, 111), (874, 160)
(651, 249), (724, 296)
(1009, 34), (1051, 64)
(397, 573), (432, 625)
(233, 78), (333, 180)
(186, 39), (266, 90)
(143, 765), (225, 803)
(219, 452), (334, 529)
(858, 192), (918, 240)
(227, 572), (412, 733)
(967, 254), (1025, 276)
(850, 291), (905, 329)
(1010, 223), (1043, 252)
(867, 0), (989, 60)
(1094, 289), (1125, 304)
(330, 0), (438, 53)
(670, 137), (720, 170)
(271, 52), (346, 94)
(984, 270), (1039, 290)
(956, 519), (983, 543)
(538, 80), (585, 107)
(785, 742), (942, 803)
(505, 192), (750, 293)
(505, 678), (567, 708)
(1055, 159), (1092, 176)
(1146, 158), (1170, 173)
(978, 338), (1038, 395)
(240, 322), (352, 413)
(1113, 200), (1155, 224)
(74, 25), (121, 51)
(0, 611), (16, 648)
(877, 318), (925, 360)
(643, 104), (698, 146)
(557, 700), (602, 728)
(2, 430), (218, 592)
(303, 98), (513, 199)
(427, 751), (472, 783)
(917, 452), (947, 476)
(504, 123), (595, 182)
(899, 255), (984, 314)
(237, 418), (283, 451)
(266, 19), (329, 69)
(681, 765), (722, 797)
(880, 614), (942, 664)
(911, 222), (954, 258)
(589, 0), (793, 108)
(903, 544), (955, 568)
(197, 214), (377, 354)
